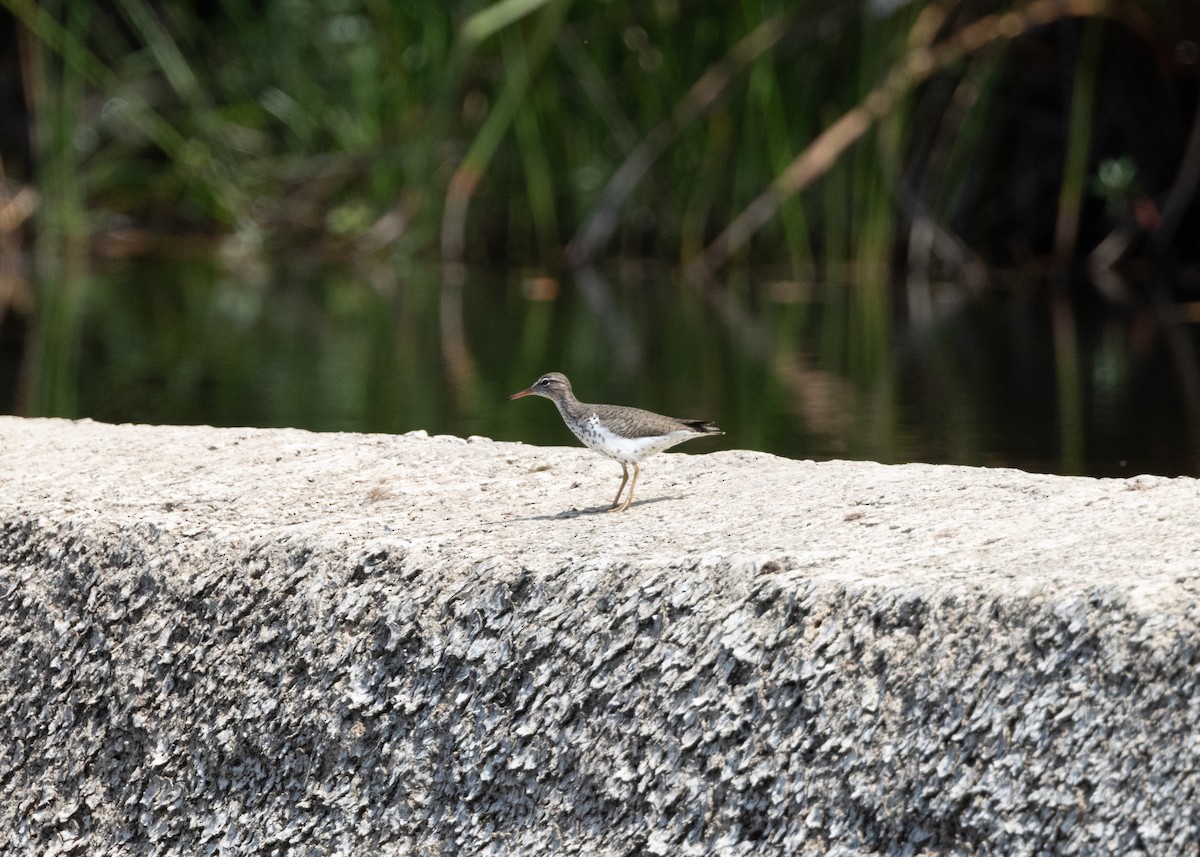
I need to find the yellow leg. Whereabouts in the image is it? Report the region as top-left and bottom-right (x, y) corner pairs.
(615, 463), (640, 512)
(607, 463), (629, 511)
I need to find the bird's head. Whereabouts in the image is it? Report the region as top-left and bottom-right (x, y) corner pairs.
(507, 372), (572, 402)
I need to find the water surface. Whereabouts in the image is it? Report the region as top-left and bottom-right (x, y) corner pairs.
(9, 256), (1200, 478)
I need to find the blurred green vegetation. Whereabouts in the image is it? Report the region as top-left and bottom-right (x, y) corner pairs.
(3, 0), (1195, 272)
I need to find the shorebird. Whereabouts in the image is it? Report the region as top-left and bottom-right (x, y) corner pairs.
(507, 372), (724, 511)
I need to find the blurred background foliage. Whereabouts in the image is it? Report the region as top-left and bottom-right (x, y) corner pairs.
(1, 0), (1199, 476)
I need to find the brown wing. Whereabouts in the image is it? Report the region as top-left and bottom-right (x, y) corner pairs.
(590, 403), (723, 438)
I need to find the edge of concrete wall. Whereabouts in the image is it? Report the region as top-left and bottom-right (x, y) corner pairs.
(1, 417), (1198, 855)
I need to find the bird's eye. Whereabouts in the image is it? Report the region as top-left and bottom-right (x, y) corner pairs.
(538, 378), (549, 385)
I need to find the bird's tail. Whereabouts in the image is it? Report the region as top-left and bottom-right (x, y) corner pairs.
(684, 420), (724, 435)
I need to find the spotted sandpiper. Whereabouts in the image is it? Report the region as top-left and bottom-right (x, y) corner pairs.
(507, 372), (724, 511)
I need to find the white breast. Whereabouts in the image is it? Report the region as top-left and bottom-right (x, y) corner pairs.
(572, 414), (698, 464)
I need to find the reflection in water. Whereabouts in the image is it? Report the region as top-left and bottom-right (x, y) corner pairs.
(1051, 291), (1084, 474)
(693, 267), (855, 452)
(8, 256), (1200, 478)
(27, 246), (90, 420)
(440, 260), (479, 424)
(571, 266), (641, 375)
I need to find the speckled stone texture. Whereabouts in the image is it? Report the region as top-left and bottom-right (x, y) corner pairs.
(1, 417), (1198, 855)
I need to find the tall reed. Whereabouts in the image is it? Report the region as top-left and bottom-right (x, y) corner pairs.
(1, 1), (1188, 277)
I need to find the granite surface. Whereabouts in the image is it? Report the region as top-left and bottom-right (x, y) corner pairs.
(1, 416), (1197, 855)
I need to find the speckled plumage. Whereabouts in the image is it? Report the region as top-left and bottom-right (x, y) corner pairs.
(507, 372), (723, 511)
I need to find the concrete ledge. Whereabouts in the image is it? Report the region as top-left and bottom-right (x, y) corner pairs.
(1, 416), (1197, 855)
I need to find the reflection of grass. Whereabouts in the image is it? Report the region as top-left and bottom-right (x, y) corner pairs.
(62, 259), (432, 431)
(28, 264), (85, 418)
(1052, 292), (1085, 475)
(23, 257), (1198, 476)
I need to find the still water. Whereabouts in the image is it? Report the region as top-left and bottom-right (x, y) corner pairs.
(6, 255), (1200, 478)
